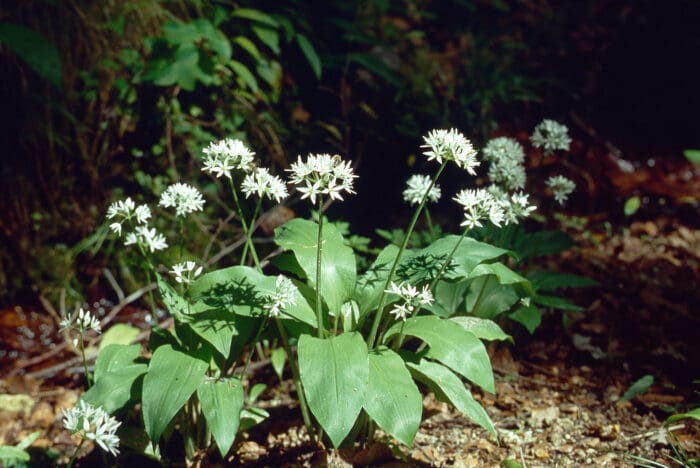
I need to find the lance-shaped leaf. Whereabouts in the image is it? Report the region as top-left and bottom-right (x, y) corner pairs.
(354, 244), (400, 314)
(364, 348), (422, 446)
(385, 316), (494, 393)
(142, 345), (208, 443)
(298, 332), (368, 446)
(450, 316), (511, 342)
(198, 377), (244, 457)
(406, 358), (496, 438)
(83, 344), (147, 414)
(275, 219), (356, 314)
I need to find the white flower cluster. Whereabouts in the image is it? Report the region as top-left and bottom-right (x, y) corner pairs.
(530, 119), (571, 154)
(287, 153), (357, 204)
(106, 197), (151, 236)
(265, 276), (297, 317)
(159, 183), (205, 217)
(453, 188), (506, 229)
(546, 175), (576, 205)
(125, 226), (168, 252)
(241, 167), (289, 203)
(170, 261), (203, 285)
(487, 185), (537, 225)
(202, 138), (255, 178)
(421, 129), (479, 174)
(483, 137), (527, 191)
(63, 400), (121, 456)
(384, 281), (433, 321)
(402, 174), (442, 206)
(60, 308), (101, 334)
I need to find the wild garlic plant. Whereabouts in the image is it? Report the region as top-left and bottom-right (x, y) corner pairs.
(83, 127), (557, 461)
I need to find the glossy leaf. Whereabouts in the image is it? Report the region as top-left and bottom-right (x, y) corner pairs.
(232, 8), (279, 27)
(298, 333), (368, 446)
(364, 348), (422, 446)
(296, 33), (321, 79)
(99, 324), (140, 350)
(509, 305), (541, 334)
(385, 316), (494, 393)
(0, 22), (62, 88)
(82, 363), (147, 414)
(93, 344), (141, 382)
(465, 275), (520, 318)
(527, 271), (598, 291)
(406, 358), (496, 437)
(142, 345), (208, 443)
(450, 316), (511, 342)
(198, 378), (244, 457)
(355, 244), (400, 314)
(275, 219), (356, 315)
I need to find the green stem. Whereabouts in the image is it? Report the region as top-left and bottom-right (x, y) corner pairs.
(470, 277), (489, 315)
(228, 179), (254, 266)
(245, 197), (263, 270)
(315, 197), (325, 338)
(429, 228), (469, 292)
(67, 438), (85, 468)
(178, 218), (184, 260)
(424, 207), (436, 241)
(367, 161), (448, 349)
(136, 243), (156, 316)
(239, 318), (268, 378)
(274, 319), (315, 440)
(79, 334), (92, 388)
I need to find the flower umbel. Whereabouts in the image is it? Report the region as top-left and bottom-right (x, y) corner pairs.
(202, 138), (255, 178)
(124, 226), (168, 252)
(170, 261), (203, 285)
(106, 197), (151, 236)
(453, 188), (506, 229)
(421, 129), (479, 174)
(384, 281), (433, 321)
(402, 174), (442, 205)
(63, 400), (121, 456)
(287, 153), (357, 204)
(159, 183), (205, 217)
(60, 308), (101, 334)
(530, 119), (571, 154)
(265, 276), (297, 317)
(546, 175), (576, 205)
(241, 167), (289, 202)
(482, 137), (525, 164)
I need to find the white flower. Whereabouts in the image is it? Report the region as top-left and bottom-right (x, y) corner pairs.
(106, 198), (151, 236)
(402, 174), (442, 205)
(60, 308), (101, 334)
(489, 187), (536, 225)
(482, 137), (525, 164)
(241, 167), (289, 202)
(546, 175), (576, 205)
(159, 183), (205, 217)
(63, 401), (121, 456)
(453, 188), (505, 229)
(488, 159), (527, 191)
(202, 138), (255, 178)
(530, 119), (571, 154)
(421, 129), (479, 174)
(170, 261), (203, 285)
(384, 281), (433, 321)
(265, 276), (297, 317)
(124, 226), (168, 252)
(287, 153), (357, 204)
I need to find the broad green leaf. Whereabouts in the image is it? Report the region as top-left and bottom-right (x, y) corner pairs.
(450, 317), (511, 342)
(99, 324), (140, 350)
(82, 363), (147, 414)
(398, 235), (507, 283)
(233, 36), (261, 60)
(252, 26), (280, 54)
(513, 230), (573, 260)
(364, 348), (422, 446)
(426, 280), (469, 317)
(509, 305), (541, 334)
(296, 33), (321, 79)
(151, 43), (204, 91)
(683, 149), (700, 164)
(270, 347), (286, 381)
(355, 244), (400, 314)
(618, 375), (654, 404)
(229, 59), (259, 92)
(198, 378), (244, 457)
(468, 262), (530, 287)
(298, 333), (368, 446)
(624, 196), (641, 216)
(0, 22), (62, 88)
(667, 407), (700, 425)
(385, 316), (494, 393)
(527, 271), (598, 291)
(232, 8), (279, 27)
(0, 445), (29, 461)
(240, 407), (269, 431)
(93, 343), (141, 382)
(142, 345), (208, 443)
(533, 294), (583, 311)
(189, 265), (316, 326)
(465, 275), (520, 318)
(406, 358), (495, 437)
(275, 219), (356, 315)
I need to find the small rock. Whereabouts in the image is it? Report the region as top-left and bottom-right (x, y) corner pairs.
(560, 403), (579, 414)
(534, 446), (549, 459)
(529, 406), (560, 428)
(237, 440), (266, 462)
(585, 437), (600, 448)
(29, 401), (54, 426)
(599, 424), (620, 441)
